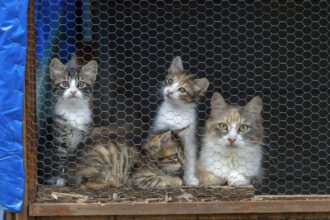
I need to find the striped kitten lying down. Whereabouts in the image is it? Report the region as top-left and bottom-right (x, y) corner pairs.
(71, 128), (187, 189)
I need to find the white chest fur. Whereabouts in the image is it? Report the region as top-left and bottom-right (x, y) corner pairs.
(153, 100), (199, 185)
(55, 99), (92, 131)
(200, 138), (262, 181)
(153, 101), (197, 130)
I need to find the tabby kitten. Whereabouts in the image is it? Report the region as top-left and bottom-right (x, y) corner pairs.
(130, 129), (185, 188)
(75, 129), (186, 189)
(152, 56), (209, 186)
(198, 92), (264, 186)
(48, 56), (98, 186)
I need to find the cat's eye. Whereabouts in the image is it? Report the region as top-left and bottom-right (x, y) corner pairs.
(61, 81), (70, 88)
(178, 87), (186, 93)
(238, 125), (249, 132)
(167, 79), (173, 85)
(218, 123), (228, 130)
(172, 153), (178, 160)
(77, 81), (85, 88)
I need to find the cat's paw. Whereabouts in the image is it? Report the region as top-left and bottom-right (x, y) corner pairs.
(160, 177), (183, 187)
(170, 177), (183, 186)
(184, 175), (199, 186)
(228, 175), (250, 187)
(56, 178), (66, 186)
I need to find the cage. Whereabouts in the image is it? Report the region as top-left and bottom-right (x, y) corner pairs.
(22, 0), (330, 219)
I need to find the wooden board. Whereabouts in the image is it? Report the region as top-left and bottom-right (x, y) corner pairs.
(26, 213), (330, 220)
(30, 198), (330, 216)
(19, 0), (37, 219)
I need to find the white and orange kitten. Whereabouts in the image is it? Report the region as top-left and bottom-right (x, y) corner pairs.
(198, 92), (264, 186)
(152, 56), (209, 186)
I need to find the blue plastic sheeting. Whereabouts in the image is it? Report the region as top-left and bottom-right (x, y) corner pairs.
(0, 0), (28, 212)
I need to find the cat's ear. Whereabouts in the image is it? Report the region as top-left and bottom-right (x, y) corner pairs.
(80, 60), (98, 85)
(193, 78), (209, 96)
(211, 92), (228, 113)
(158, 131), (172, 149)
(168, 56), (184, 74)
(174, 125), (189, 141)
(244, 96), (262, 117)
(50, 58), (66, 85)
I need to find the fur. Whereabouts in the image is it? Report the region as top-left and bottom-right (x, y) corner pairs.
(198, 92), (264, 186)
(152, 56), (209, 186)
(47, 55), (98, 186)
(74, 128), (187, 189)
(130, 129), (186, 188)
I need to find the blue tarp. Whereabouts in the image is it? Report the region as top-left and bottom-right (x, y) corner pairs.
(0, 0), (28, 212)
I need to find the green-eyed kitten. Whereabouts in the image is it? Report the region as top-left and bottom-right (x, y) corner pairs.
(198, 92), (264, 186)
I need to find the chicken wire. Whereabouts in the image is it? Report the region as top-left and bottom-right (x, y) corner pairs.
(33, 0), (330, 198)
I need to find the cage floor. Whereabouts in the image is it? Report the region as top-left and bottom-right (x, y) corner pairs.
(36, 185), (254, 203)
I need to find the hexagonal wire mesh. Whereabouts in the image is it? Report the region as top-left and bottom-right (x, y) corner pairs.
(32, 0), (329, 201)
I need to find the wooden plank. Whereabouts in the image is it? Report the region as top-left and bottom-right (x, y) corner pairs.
(122, 215), (198, 220)
(29, 214), (330, 220)
(19, 0), (37, 219)
(24, 0), (37, 201)
(198, 213), (330, 220)
(26, 213), (330, 220)
(253, 194), (330, 201)
(5, 213), (17, 220)
(35, 217), (113, 220)
(29, 199), (330, 216)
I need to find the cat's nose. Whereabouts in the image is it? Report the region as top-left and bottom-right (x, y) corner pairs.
(70, 89), (77, 95)
(228, 137), (237, 145)
(167, 89), (173, 95)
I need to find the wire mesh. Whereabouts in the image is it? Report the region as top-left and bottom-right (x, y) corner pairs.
(31, 0), (330, 202)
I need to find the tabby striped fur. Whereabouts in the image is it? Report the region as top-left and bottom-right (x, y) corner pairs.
(47, 55), (98, 186)
(75, 128), (187, 189)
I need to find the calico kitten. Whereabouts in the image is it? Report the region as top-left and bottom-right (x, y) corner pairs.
(198, 92), (264, 186)
(75, 128), (186, 189)
(152, 56), (209, 186)
(48, 55), (98, 186)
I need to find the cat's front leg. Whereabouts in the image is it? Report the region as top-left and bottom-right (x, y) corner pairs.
(55, 153), (68, 186)
(183, 126), (199, 186)
(54, 145), (73, 186)
(227, 172), (250, 186)
(197, 163), (226, 186)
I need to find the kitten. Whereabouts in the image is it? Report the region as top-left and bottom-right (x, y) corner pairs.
(152, 56), (209, 186)
(47, 55), (98, 186)
(198, 92), (264, 186)
(130, 129), (185, 188)
(73, 137), (138, 189)
(75, 128), (186, 189)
